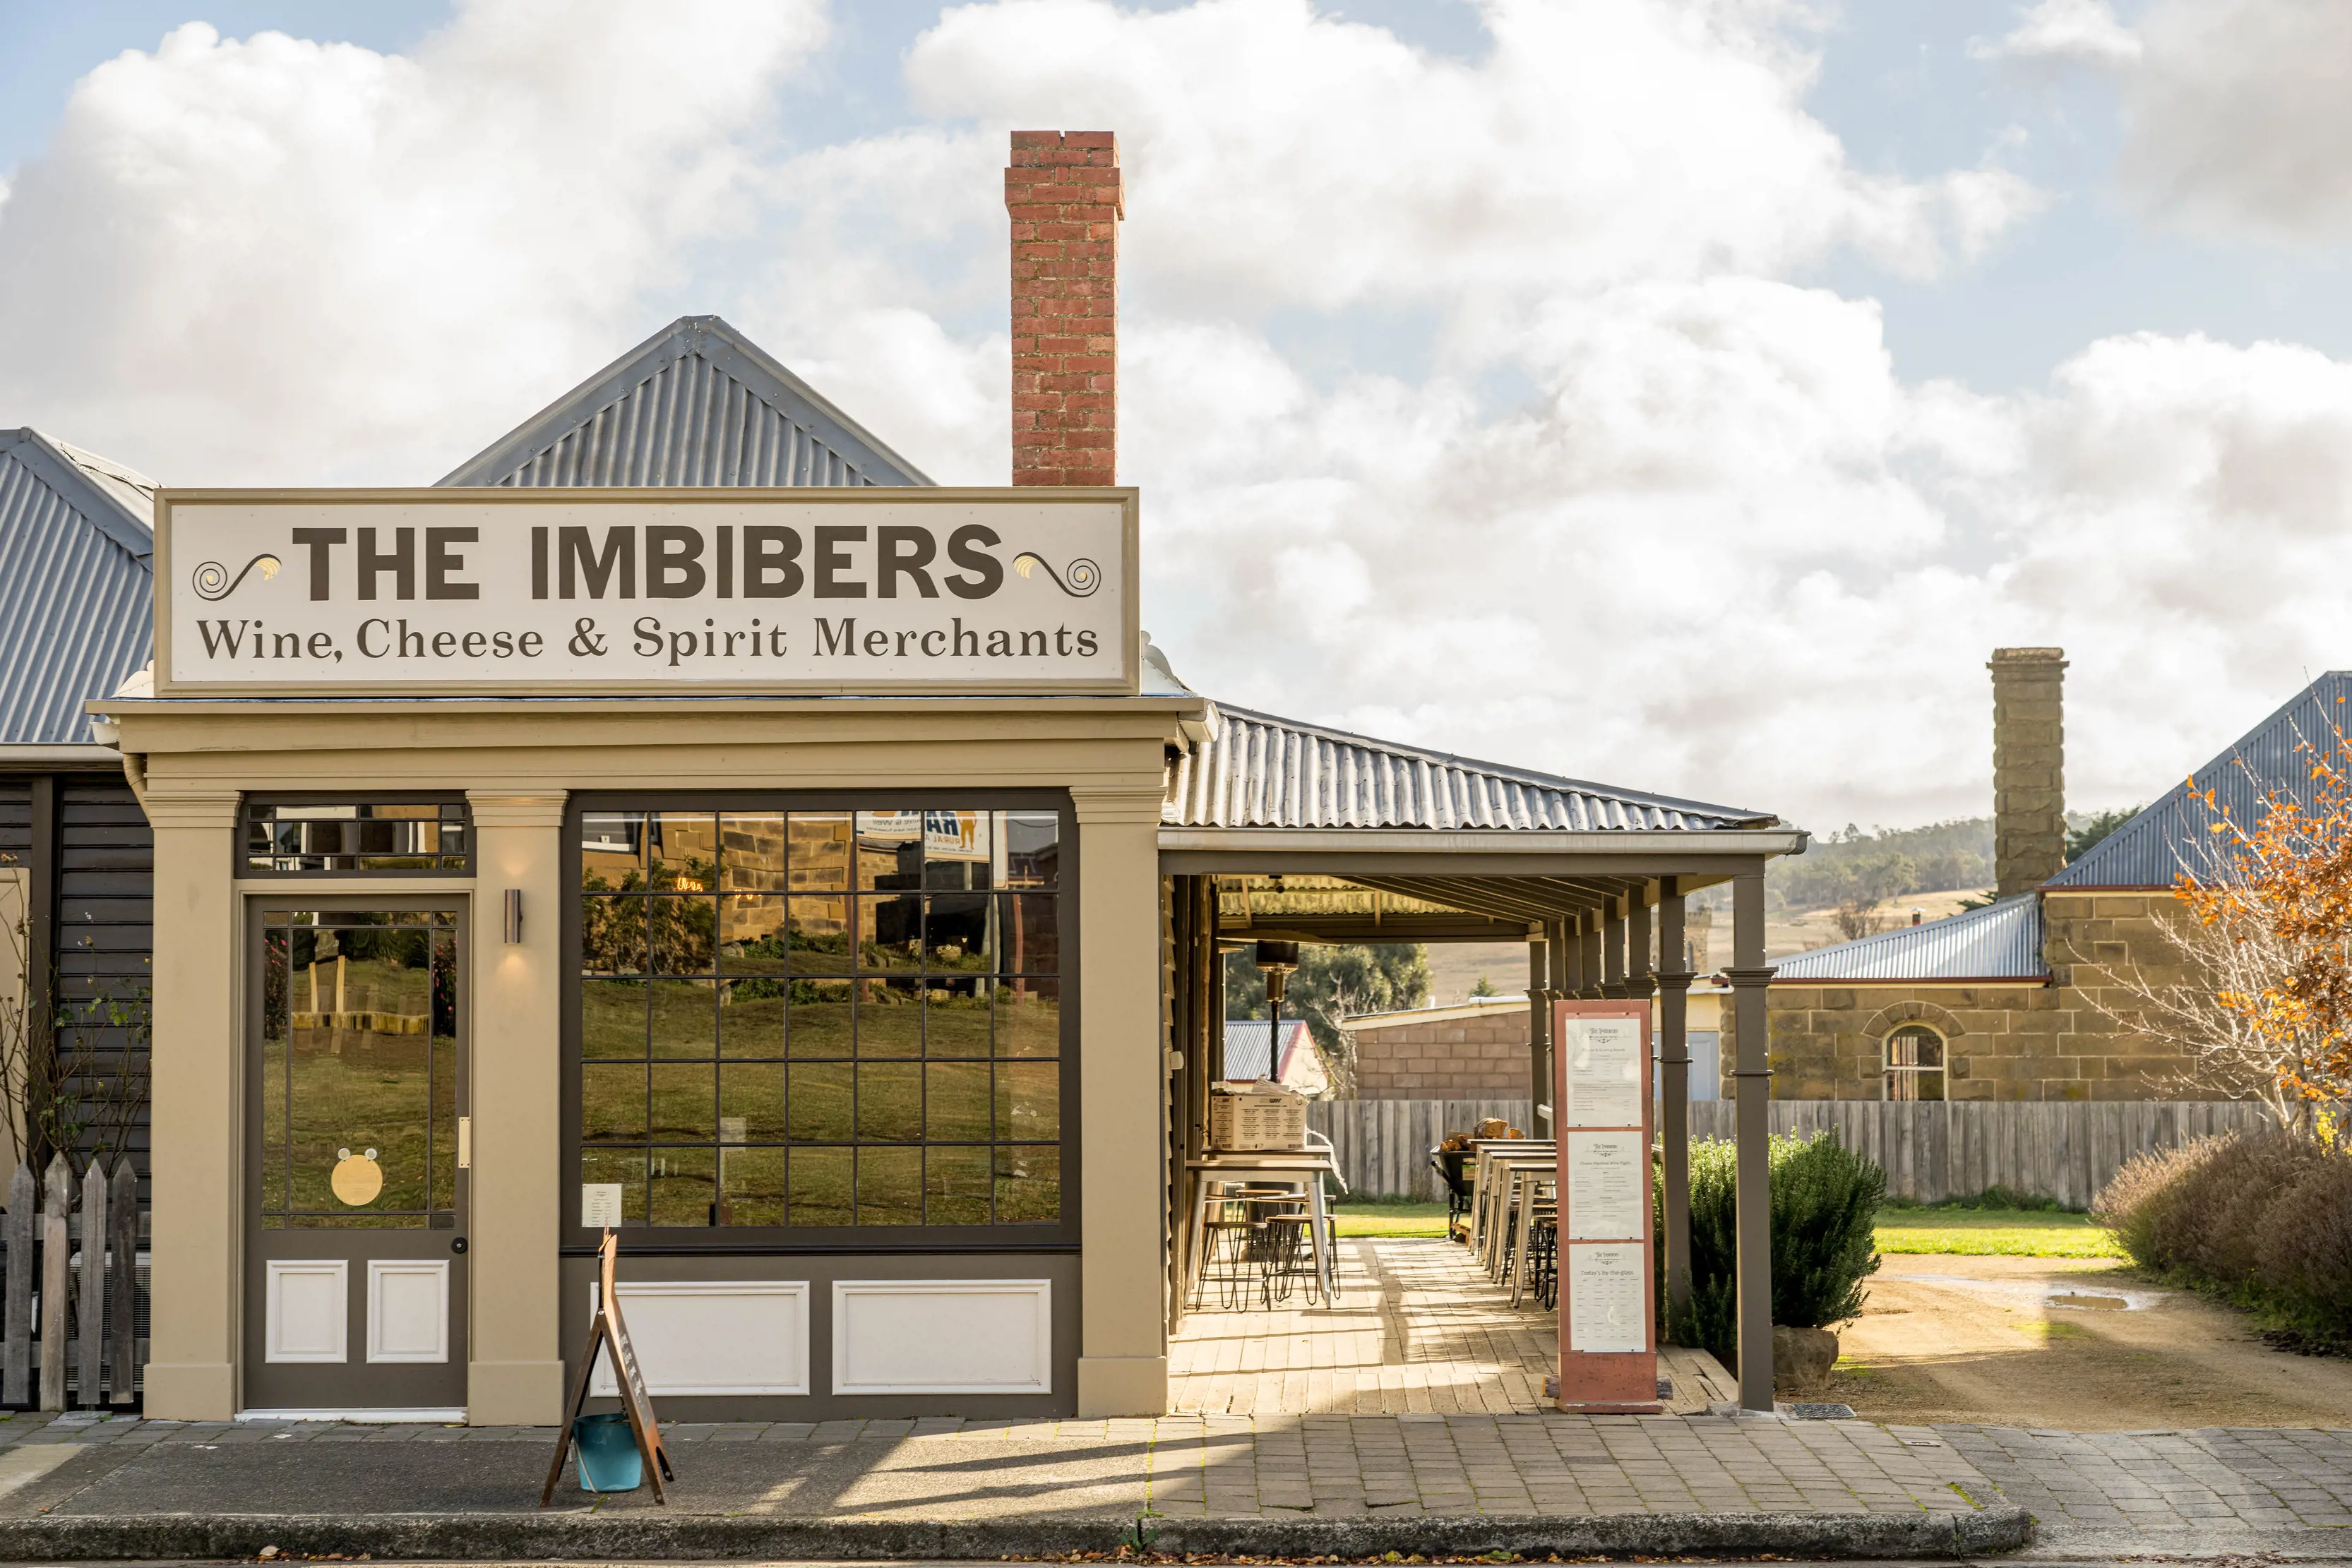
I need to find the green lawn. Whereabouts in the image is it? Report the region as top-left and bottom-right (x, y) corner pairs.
(1325, 1202), (2127, 1256)
(1873, 1207), (2125, 1259)
(1332, 1201), (1450, 1238)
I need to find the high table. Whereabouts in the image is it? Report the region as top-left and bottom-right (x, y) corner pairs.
(1183, 1150), (1341, 1306)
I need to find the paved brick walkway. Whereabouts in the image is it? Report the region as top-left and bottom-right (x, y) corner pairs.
(1942, 1423), (2352, 1533)
(2, 1406), (2350, 1542)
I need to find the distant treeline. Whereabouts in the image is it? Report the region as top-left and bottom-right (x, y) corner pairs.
(1768, 818), (1994, 913)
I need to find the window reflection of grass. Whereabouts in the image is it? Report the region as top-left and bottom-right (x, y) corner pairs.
(275, 1040), (442, 1228)
(926, 1146), (991, 1224)
(993, 984), (1059, 1058)
(719, 1062), (784, 1138)
(857, 980), (922, 1058)
(926, 1063), (990, 1140)
(582, 1064), (648, 1142)
(649, 1063), (717, 1141)
(718, 986), (783, 1058)
(582, 980), (650, 1058)
(924, 988), (991, 1057)
(648, 1145), (715, 1226)
(649, 980), (717, 1059)
(718, 1144), (783, 1225)
(790, 1147), (853, 1225)
(787, 982), (852, 1057)
(996, 1062), (1059, 1142)
(996, 1146), (1059, 1223)
(858, 1147), (922, 1223)
(856, 1063), (922, 1142)
(787, 1062), (852, 1142)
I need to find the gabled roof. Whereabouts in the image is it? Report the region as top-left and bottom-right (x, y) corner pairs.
(438, 315), (933, 489)
(2048, 671), (2352, 891)
(1163, 703), (1776, 831)
(1223, 1018), (1311, 1079)
(0, 430), (156, 748)
(1769, 893), (2047, 984)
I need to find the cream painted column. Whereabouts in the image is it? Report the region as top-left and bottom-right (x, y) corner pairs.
(1069, 784), (1169, 1416)
(465, 791), (568, 1425)
(143, 786), (245, 1420)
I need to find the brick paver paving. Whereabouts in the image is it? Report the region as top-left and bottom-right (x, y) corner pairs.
(4, 1401), (2349, 1540)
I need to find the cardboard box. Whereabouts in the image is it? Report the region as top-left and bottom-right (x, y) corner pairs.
(1209, 1082), (1309, 1150)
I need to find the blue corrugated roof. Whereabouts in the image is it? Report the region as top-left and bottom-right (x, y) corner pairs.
(1224, 1018), (1310, 1079)
(2050, 671), (2352, 890)
(1769, 893), (2047, 983)
(438, 316), (932, 489)
(0, 431), (155, 746)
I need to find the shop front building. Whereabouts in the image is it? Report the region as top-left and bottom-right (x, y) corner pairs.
(66, 132), (1804, 1425)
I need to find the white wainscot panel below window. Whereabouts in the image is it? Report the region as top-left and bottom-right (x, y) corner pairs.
(367, 1259), (450, 1364)
(591, 1280), (811, 1396)
(265, 1259), (348, 1364)
(832, 1280), (1052, 1396)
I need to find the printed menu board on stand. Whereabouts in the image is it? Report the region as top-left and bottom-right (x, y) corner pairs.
(1553, 1000), (1659, 1413)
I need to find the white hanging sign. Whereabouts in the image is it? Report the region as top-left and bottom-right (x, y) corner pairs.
(154, 489), (1139, 696)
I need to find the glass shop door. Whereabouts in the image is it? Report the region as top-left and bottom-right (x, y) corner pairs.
(243, 905), (469, 1413)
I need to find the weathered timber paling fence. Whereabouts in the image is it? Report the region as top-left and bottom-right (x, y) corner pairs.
(2, 1155), (141, 1409)
(1312, 1099), (2278, 1209)
(1305, 1099), (1531, 1202)
(1685, 1099), (2276, 1211)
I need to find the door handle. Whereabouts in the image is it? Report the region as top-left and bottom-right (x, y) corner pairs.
(452, 1236), (468, 1255)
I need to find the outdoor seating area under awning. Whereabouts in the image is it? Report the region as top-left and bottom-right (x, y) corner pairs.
(1155, 698), (1808, 1411)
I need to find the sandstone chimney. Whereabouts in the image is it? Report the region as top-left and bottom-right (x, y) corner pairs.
(1005, 131), (1122, 485)
(1989, 647), (2067, 896)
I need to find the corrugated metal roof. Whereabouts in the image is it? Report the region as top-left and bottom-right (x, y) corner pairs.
(0, 431), (155, 746)
(1223, 1018), (1309, 1079)
(1769, 893), (2047, 983)
(1164, 703), (1777, 831)
(2049, 671), (2352, 890)
(438, 315), (933, 489)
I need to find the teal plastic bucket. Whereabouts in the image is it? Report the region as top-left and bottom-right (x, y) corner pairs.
(573, 1411), (643, 1494)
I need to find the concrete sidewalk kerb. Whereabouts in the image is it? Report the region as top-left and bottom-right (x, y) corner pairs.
(0, 1504), (2037, 1562)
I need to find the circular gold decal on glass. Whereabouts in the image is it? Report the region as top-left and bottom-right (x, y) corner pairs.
(331, 1147), (383, 1207)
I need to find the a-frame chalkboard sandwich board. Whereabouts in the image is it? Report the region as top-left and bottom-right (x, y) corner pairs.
(539, 1231), (675, 1506)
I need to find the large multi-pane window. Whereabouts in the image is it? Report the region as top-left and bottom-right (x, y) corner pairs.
(573, 806), (1065, 1233)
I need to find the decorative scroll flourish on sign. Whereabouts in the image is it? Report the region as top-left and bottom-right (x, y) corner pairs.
(1013, 551), (1101, 597)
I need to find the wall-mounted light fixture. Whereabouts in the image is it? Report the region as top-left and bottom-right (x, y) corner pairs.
(503, 888), (524, 944)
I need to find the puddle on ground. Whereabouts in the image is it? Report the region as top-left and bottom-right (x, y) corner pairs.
(1878, 1270), (2168, 1312)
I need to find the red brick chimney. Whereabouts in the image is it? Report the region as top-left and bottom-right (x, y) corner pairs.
(1005, 131), (1122, 486)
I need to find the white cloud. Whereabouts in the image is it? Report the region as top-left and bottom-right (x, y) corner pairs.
(0, 1), (829, 481)
(2120, 0), (2352, 240)
(1971, 0), (2142, 66)
(3, 0), (2348, 837)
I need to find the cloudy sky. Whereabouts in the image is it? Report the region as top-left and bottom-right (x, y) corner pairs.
(4, 0), (2351, 836)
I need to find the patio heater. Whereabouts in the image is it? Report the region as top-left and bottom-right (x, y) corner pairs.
(1255, 940), (1299, 1082)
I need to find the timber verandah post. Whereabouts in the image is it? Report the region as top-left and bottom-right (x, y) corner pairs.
(1527, 930), (1551, 1124)
(1729, 866), (1776, 1412)
(1656, 878), (1695, 1322)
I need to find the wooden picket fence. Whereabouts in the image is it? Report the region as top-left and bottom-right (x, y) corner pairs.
(1, 1156), (142, 1410)
(1312, 1097), (2280, 1208)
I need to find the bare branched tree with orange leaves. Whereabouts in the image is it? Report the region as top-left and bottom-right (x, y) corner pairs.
(2071, 714), (2352, 1138)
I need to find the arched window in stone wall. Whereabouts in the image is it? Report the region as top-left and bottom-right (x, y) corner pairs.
(1882, 1024), (1947, 1101)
